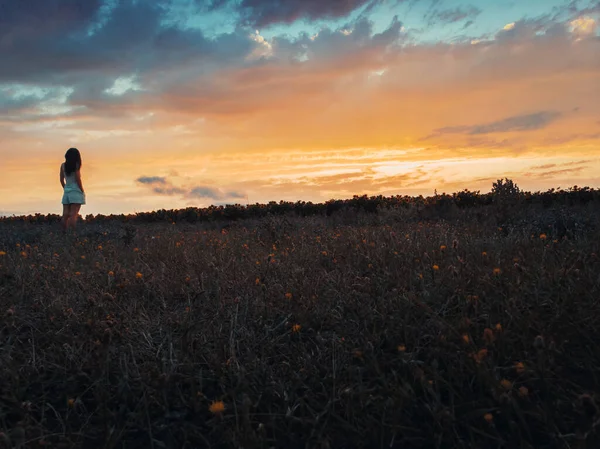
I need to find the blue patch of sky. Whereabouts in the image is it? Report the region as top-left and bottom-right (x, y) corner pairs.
(177, 0), (587, 44)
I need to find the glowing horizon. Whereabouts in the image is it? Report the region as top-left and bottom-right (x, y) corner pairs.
(1, 0), (599, 216)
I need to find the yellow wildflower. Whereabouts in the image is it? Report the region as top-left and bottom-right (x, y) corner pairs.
(108, 271), (114, 276)
(462, 334), (470, 344)
(493, 267), (501, 275)
(285, 292), (292, 299)
(135, 272), (143, 279)
(473, 348), (488, 364)
(292, 324), (301, 333)
(432, 264), (440, 271)
(500, 379), (513, 390)
(483, 328), (495, 344)
(209, 401), (225, 414)
(75, 272), (81, 276)
(495, 323), (503, 332)
(440, 245), (447, 250)
(97, 245), (103, 250)
(539, 234), (547, 240)
(397, 345), (406, 352)
(484, 413), (494, 423)
(481, 251), (487, 256)
(518, 386), (529, 397)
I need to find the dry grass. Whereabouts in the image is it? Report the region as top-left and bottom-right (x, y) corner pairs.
(1, 210), (600, 448)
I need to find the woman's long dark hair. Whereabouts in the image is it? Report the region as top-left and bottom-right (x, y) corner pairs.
(64, 148), (82, 175)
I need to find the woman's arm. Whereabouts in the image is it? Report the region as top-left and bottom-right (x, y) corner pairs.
(59, 164), (65, 188)
(75, 169), (85, 193)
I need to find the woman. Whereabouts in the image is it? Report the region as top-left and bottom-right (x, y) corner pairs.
(60, 148), (86, 231)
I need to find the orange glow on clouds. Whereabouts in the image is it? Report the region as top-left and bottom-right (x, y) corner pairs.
(1, 4), (599, 215)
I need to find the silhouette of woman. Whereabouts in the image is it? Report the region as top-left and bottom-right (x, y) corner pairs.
(60, 148), (86, 231)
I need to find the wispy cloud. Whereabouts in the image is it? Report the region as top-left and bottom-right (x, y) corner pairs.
(137, 176), (246, 202)
(204, 0), (378, 27)
(136, 176), (167, 185)
(427, 5), (481, 26)
(431, 111), (563, 136)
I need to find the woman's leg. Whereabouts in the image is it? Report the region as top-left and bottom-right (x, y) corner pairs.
(69, 204), (81, 229)
(62, 204), (71, 231)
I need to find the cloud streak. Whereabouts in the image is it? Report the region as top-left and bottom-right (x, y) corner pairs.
(136, 176), (246, 202)
(431, 111), (563, 136)
(205, 0), (378, 27)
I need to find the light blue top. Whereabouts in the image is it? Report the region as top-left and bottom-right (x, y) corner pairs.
(63, 169), (80, 191)
(61, 163), (86, 205)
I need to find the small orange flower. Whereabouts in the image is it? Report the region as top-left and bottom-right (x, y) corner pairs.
(481, 251), (488, 256)
(440, 245), (447, 251)
(108, 271), (114, 276)
(255, 278), (260, 286)
(493, 267), (501, 275)
(484, 413), (494, 423)
(285, 292), (292, 299)
(483, 328), (495, 344)
(67, 398), (75, 408)
(518, 386), (529, 397)
(473, 348), (488, 364)
(75, 272), (81, 276)
(321, 251), (328, 256)
(539, 233), (547, 240)
(80, 255), (86, 260)
(21, 251), (27, 257)
(397, 345), (406, 352)
(0, 251), (6, 256)
(500, 379), (513, 390)
(432, 264), (440, 271)
(514, 362), (525, 374)
(462, 334), (470, 344)
(97, 245), (103, 250)
(292, 324), (301, 333)
(495, 323), (502, 332)
(209, 401), (225, 414)
(135, 272), (143, 279)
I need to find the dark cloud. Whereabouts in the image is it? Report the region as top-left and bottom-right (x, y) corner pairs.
(0, 0), (252, 88)
(205, 0), (378, 27)
(433, 111), (562, 136)
(189, 186), (246, 200)
(137, 176), (245, 201)
(136, 176), (167, 184)
(427, 5), (481, 26)
(0, 0), (103, 41)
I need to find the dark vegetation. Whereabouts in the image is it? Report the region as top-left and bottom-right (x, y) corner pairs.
(1, 180), (599, 448)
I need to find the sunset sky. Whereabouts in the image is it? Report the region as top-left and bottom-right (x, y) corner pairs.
(1, 0), (599, 215)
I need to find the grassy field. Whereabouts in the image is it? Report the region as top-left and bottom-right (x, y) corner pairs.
(1, 206), (600, 448)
